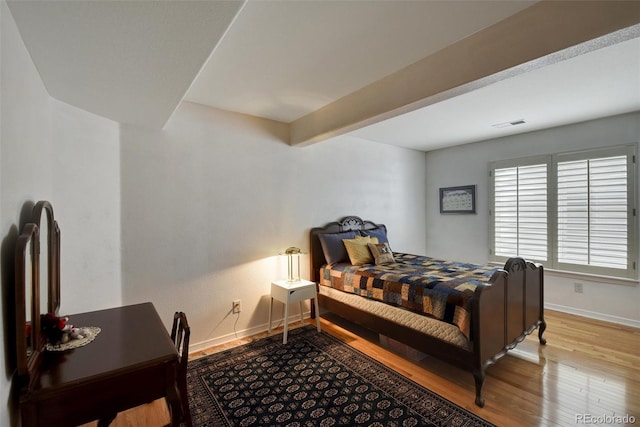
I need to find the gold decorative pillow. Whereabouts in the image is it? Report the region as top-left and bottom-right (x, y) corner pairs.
(342, 236), (378, 265)
(368, 242), (395, 264)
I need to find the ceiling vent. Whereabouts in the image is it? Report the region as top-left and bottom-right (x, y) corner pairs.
(492, 119), (526, 128)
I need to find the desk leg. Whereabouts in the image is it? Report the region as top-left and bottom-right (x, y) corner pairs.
(313, 297), (321, 333)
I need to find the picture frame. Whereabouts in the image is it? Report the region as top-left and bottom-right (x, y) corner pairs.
(439, 185), (476, 214)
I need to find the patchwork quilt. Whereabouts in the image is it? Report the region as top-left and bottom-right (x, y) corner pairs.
(319, 253), (500, 339)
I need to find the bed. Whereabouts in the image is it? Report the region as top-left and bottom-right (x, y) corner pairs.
(309, 216), (546, 407)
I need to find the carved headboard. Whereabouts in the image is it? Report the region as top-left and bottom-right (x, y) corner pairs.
(14, 201), (61, 385)
(309, 216), (386, 283)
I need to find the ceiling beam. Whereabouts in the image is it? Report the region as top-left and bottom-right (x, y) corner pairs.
(289, 1), (640, 147)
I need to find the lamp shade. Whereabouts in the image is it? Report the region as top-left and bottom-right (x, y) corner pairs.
(283, 247), (302, 282)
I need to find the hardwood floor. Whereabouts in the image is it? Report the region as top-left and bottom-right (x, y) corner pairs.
(83, 309), (639, 427)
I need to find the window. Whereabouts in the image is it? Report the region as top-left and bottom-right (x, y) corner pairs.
(493, 160), (548, 261)
(490, 145), (637, 279)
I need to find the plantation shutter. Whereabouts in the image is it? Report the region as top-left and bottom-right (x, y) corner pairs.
(557, 155), (628, 270)
(491, 145), (636, 279)
(493, 163), (548, 261)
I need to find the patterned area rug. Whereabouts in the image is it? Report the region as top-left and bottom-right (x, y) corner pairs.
(187, 326), (494, 427)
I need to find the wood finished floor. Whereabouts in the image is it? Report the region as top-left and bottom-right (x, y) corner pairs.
(82, 309), (640, 427)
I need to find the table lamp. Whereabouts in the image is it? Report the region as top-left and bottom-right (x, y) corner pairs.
(284, 247), (301, 282)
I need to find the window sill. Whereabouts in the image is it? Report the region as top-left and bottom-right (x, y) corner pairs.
(489, 262), (638, 287)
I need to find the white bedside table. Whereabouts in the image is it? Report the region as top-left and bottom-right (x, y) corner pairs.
(268, 279), (321, 344)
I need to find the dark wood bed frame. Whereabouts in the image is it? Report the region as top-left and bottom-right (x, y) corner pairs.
(309, 216), (546, 407)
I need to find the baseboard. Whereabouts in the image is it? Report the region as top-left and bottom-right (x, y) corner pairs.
(546, 303), (640, 329)
(189, 310), (312, 353)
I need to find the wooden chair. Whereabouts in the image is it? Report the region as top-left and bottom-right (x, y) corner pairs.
(170, 311), (192, 427)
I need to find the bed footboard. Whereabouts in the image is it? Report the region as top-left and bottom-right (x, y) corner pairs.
(471, 257), (545, 406)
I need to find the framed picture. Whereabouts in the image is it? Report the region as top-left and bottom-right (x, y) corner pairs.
(439, 185), (476, 214)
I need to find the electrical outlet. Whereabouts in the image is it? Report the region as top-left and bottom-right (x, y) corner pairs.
(232, 300), (241, 314)
(574, 282), (584, 293)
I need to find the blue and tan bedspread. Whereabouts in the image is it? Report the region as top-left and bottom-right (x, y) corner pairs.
(319, 253), (500, 339)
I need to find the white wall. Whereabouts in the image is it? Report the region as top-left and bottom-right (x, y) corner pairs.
(50, 100), (122, 314)
(425, 112), (640, 325)
(1, 3), (52, 423)
(1, 3), (121, 425)
(120, 101), (427, 350)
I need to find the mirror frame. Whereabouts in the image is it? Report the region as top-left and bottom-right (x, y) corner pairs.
(15, 223), (42, 381)
(32, 201), (60, 315)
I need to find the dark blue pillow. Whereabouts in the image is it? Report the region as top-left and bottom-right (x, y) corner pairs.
(318, 230), (357, 265)
(360, 227), (389, 244)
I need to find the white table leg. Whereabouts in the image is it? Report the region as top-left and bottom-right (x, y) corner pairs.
(268, 297), (273, 333)
(313, 297), (321, 333)
(283, 298), (289, 344)
(299, 301), (304, 324)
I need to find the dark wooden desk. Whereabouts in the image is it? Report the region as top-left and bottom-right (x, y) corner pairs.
(19, 302), (181, 427)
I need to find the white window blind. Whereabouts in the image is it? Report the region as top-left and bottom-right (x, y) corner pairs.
(494, 163), (548, 261)
(557, 155), (628, 270)
(491, 145), (637, 280)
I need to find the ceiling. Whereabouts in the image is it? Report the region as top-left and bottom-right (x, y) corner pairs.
(7, 0), (244, 128)
(349, 35), (640, 151)
(184, 0), (537, 123)
(7, 1), (640, 152)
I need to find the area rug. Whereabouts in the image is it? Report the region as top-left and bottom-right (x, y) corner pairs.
(187, 325), (494, 427)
